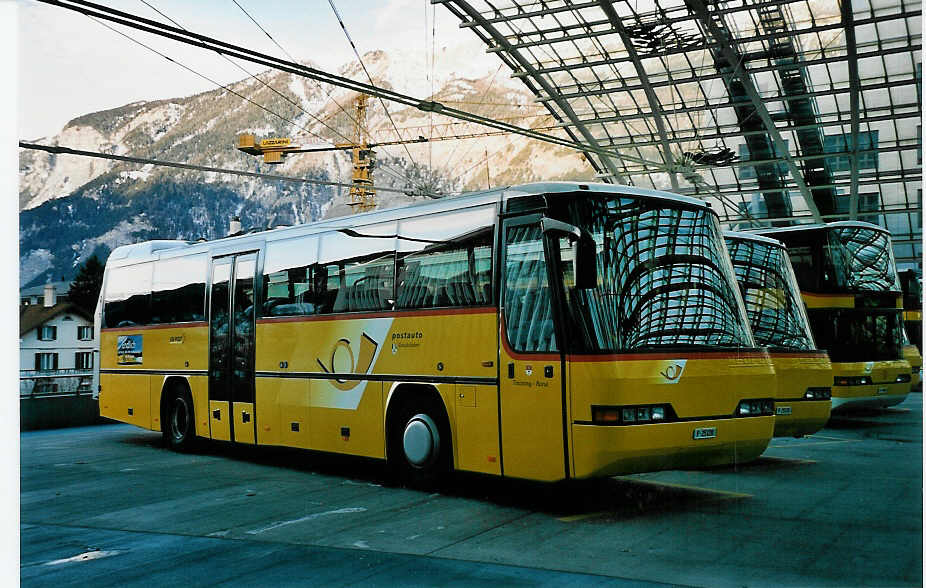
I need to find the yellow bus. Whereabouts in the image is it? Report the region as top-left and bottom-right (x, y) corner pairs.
(898, 269), (922, 390)
(723, 231), (832, 437)
(95, 182), (776, 483)
(755, 221), (911, 412)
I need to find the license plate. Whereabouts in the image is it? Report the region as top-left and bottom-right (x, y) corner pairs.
(775, 406), (792, 416)
(877, 387), (887, 395)
(693, 427), (717, 440)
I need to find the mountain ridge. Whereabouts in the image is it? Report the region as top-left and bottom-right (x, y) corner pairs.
(19, 50), (595, 287)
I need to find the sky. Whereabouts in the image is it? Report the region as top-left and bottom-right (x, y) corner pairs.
(18, 0), (497, 139)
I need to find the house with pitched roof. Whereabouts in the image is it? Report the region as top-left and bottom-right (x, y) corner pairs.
(20, 283), (95, 395)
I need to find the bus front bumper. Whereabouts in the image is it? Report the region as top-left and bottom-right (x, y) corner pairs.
(831, 381), (910, 412)
(772, 399), (831, 438)
(570, 415), (774, 479)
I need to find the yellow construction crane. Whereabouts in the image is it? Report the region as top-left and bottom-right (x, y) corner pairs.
(236, 93), (539, 213)
(335, 94), (376, 212)
(237, 94), (377, 212)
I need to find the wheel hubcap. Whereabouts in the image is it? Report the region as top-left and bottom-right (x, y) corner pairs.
(403, 413), (439, 468)
(171, 397), (189, 441)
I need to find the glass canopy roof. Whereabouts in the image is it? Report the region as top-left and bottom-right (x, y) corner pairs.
(437, 0), (921, 266)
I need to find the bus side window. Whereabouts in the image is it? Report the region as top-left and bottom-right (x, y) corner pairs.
(396, 206), (495, 309)
(151, 254), (207, 324)
(318, 222), (397, 314)
(262, 235), (319, 317)
(103, 262), (153, 328)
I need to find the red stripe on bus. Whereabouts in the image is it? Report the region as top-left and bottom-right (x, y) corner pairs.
(101, 322), (208, 332)
(566, 350), (773, 362)
(767, 351), (829, 359)
(257, 306), (496, 324)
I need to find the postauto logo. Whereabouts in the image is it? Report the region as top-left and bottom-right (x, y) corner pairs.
(659, 360), (687, 384)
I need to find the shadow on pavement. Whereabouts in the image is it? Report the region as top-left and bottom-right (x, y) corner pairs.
(117, 429), (746, 521)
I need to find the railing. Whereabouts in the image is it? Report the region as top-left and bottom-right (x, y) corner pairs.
(20, 369), (94, 398)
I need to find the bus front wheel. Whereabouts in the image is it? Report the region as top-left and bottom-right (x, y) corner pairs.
(388, 399), (450, 487)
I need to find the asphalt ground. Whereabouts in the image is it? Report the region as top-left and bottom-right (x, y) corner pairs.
(20, 394), (923, 587)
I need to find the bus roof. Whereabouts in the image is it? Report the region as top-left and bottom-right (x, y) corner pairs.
(752, 220), (890, 236)
(504, 181), (709, 209)
(106, 182), (710, 265)
(723, 230), (785, 249)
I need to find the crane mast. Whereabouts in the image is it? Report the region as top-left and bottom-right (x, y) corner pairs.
(336, 94), (376, 212)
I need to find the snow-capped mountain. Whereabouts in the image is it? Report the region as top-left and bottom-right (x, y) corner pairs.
(19, 51), (595, 287)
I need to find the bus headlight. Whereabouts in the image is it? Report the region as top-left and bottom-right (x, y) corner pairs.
(834, 376), (872, 386)
(896, 373), (912, 383)
(736, 399), (774, 416)
(592, 404), (675, 425)
(805, 387), (832, 400)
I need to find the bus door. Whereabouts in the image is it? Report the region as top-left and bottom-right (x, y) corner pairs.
(498, 216), (569, 481)
(208, 252), (258, 444)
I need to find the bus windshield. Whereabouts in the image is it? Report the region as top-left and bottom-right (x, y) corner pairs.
(551, 194), (754, 352)
(807, 308), (903, 362)
(725, 237), (816, 351)
(829, 226), (901, 292)
(899, 269), (922, 311)
(776, 225), (901, 293)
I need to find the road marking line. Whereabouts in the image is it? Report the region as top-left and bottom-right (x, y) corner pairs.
(791, 439), (858, 447)
(246, 507), (367, 535)
(45, 550), (120, 565)
(621, 478), (753, 499)
(757, 457), (818, 465)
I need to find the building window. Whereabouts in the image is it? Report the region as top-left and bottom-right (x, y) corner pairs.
(77, 326), (93, 341)
(33, 378), (58, 395)
(823, 131), (879, 171)
(35, 352), (58, 371)
(916, 190), (922, 232)
(39, 325), (57, 341)
(75, 352), (93, 370)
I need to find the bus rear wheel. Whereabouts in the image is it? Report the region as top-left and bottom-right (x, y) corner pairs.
(164, 384), (196, 452)
(388, 399), (450, 487)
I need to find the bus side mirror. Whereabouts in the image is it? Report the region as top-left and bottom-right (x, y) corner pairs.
(575, 234), (597, 289)
(540, 217), (597, 290)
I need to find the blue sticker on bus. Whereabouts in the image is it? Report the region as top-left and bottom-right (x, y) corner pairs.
(117, 335), (143, 365)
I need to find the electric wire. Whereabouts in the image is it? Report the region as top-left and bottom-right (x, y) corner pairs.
(227, 0), (379, 153)
(139, 0), (354, 145)
(18, 141), (418, 195)
(326, 0), (419, 169)
(88, 15), (327, 145)
(228, 0), (419, 190)
(37, 0), (663, 169)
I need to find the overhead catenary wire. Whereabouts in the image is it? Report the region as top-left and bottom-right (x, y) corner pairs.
(228, 0), (418, 192)
(135, 0), (416, 190)
(326, 0), (419, 170)
(18, 142), (422, 196)
(227, 0), (382, 157)
(231, 0), (360, 128)
(138, 0), (356, 147)
(88, 15), (328, 146)
(37, 0), (666, 170)
(438, 63), (507, 173)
